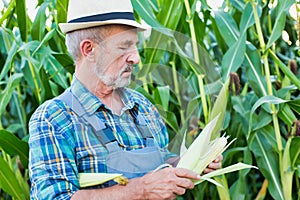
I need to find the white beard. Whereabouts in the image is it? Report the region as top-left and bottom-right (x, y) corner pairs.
(94, 64), (132, 89)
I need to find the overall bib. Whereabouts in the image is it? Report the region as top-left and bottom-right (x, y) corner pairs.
(58, 90), (165, 186)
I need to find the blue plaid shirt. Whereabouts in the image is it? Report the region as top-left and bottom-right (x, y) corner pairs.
(29, 77), (170, 199)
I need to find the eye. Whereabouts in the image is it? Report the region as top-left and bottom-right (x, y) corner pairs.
(119, 47), (128, 50)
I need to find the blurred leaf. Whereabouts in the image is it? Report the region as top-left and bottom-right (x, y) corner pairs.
(214, 10), (239, 46)
(229, 0), (246, 11)
(142, 30), (169, 74)
(0, 156), (27, 200)
(278, 104), (297, 126)
(250, 132), (284, 200)
(6, 124), (23, 133)
(282, 137), (294, 199)
(148, 0), (159, 12)
(56, 0), (68, 24)
(31, 2), (48, 41)
(157, 86), (170, 111)
(15, 0), (27, 41)
(32, 29), (56, 56)
(43, 55), (69, 89)
(186, 97), (201, 121)
(266, 0), (294, 49)
(210, 15), (227, 54)
(18, 40), (52, 55)
(39, 67), (54, 100)
(209, 79), (229, 139)
(198, 0), (210, 10)
(231, 96), (248, 116)
(290, 137), (300, 166)
(252, 111), (272, 131)
(156, 0), (183, 29)
(244, 45), (267, 97)
(248, 95), (287, 135)
(239, 3), (256, 32)
(0, 73), (23, 115)
(269, 50), (300, 90)
(53, 53), (75, 73)
(250, 96), (287, 114)
(0, 42), (18, 81)
(165, 111), (179, 132)
(288, 99), (300, 114)
(132, 0), (164, 28)
(221, 33), (246, 80)
(0, 130), (29, 167)
(0, 1), (16, 26)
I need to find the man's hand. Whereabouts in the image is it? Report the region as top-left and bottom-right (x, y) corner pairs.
(72, 156), (222, 200)
(130, 167), (200, 200)
(202, 154), (223, 174)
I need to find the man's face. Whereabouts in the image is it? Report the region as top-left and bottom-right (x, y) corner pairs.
(93, 26), (140, 89)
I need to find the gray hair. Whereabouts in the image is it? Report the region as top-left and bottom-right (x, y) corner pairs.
(65, 26), (108, 61)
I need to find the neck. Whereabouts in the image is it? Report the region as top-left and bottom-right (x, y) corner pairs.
(74, 64), (124, 115)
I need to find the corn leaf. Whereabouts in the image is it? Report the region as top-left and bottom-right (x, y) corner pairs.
(179, 131), (187, 157)
(208, 79), (229, 140)
(266, 0), (294, 49)
(0, 157), (27, 200)
(282, 138), (294, 199)
(248, 95), (287, 138)
(194, 163), (257, 185)
(200, 177), (224, 188)
(0, 130), (29, 167)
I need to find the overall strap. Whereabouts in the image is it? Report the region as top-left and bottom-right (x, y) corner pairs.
(129, 106), (153, 139)
(130, 107), (155, 147)
(57, 89), (116, 145)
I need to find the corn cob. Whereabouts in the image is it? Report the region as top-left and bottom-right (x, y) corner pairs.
(113, 176), (129, 185)
(79, 173), (126, 188)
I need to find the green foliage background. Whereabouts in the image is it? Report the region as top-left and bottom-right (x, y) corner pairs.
(0, 0), (300, 199)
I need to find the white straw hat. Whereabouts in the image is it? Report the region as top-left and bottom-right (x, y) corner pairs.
(59, 0), (148, 33)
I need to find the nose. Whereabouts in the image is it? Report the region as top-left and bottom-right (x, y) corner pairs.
(126, 48), (140, 65)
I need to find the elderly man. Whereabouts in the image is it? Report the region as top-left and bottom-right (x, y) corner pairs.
(29, 0), (222, 199)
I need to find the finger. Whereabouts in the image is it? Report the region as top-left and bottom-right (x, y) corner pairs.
(202, 167), (214, 174)
(214, 155), (223, 163)
(175, 178), (195, 189)
(208, 161), (222, 170)
(175, 168), (200, 180)
(173, 186), (188, 196)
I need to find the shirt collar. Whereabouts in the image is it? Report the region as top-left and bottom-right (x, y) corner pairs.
(70, 76), (139, 115)
(70, 76), (103, 114)
(119, 88), (140, 113)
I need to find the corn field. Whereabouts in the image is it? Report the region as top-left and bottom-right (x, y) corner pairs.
(0, 0), (300, 199)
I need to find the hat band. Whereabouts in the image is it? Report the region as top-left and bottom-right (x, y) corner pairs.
(68, 12), (135, 23)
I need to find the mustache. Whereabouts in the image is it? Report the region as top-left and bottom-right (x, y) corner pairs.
(121, 65), (133, 73)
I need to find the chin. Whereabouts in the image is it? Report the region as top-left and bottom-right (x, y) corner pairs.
(113, 78), (131, 89)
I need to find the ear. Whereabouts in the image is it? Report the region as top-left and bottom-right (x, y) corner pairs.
(80, 39), (95, 61)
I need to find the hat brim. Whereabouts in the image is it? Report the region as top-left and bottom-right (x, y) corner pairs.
(59, 20), (149, 34)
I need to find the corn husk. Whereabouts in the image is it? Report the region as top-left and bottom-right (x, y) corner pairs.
(78, 173), (128, 188)
(194, 163), (258, 186)
(177, 115), (222, 173)
(177, 115), (257, 186)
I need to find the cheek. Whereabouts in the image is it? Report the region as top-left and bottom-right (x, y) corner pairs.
(113, 54), (128, 66)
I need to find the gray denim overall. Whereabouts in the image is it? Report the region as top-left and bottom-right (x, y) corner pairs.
(58, 89), (165, 186)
